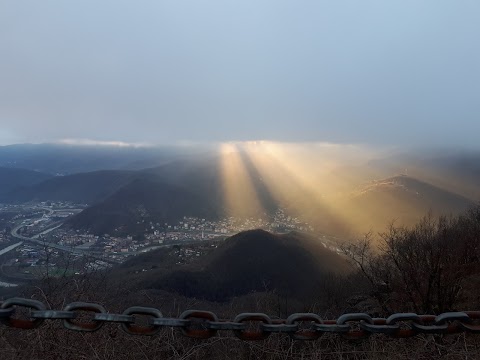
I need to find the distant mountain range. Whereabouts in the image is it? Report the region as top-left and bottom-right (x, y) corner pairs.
(114, 229), (351, 301)
(2, 170), (138, 204)
(0, 143), (211, 174)
(1, 145), (478, 236)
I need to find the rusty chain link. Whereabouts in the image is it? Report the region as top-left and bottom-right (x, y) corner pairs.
(1, 297), (480, 340)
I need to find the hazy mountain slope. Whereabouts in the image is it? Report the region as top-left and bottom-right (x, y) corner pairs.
(345, 175), (475, 232)
(3, 170), (138, 204)
(142, 156), (226, 207)
(368, 150), (480, 201)
(65, 154), (278, 236)
(67, 177), (220, 236)
(144, 153), (279, 216)
(151, 229), (350, 301)
(0, 167), (53, 198)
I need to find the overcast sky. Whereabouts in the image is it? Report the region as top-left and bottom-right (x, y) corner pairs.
(0, 1), (479, 147)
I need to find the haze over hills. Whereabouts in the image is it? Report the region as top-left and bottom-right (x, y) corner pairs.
(69, 171), (474, 236)
(1, 170), (139, 204)
(0, 167), (53, 198)
(368, 150), (480, 201)
(1, 143), (479, 237)
(142, 155), (228, 211)
(144, 152), (279, 216)
(341, 175), (476, 233)
(64, 153), (283, 236)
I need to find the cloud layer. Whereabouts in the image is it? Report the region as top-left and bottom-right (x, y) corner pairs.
(1, 1), (479, 146)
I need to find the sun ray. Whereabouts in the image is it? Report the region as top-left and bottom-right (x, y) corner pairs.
(241, 141), (373, 235)
(219, 143), (266, 219)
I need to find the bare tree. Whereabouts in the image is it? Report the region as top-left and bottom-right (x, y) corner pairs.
(343, 208), (480, 314)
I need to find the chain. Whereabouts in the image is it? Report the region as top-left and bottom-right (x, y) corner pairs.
(2, 297), (480, 340)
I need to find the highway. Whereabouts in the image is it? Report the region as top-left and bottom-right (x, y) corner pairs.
(0, 241), (23, 256)
(11, 224), (86, 254)
(8, 206), (119, 261)
(10, 224), (120, 264)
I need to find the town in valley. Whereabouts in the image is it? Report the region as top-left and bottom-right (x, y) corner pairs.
(0, 202), (339, 288)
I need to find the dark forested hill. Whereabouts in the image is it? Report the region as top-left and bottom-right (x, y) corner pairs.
(134, 229), (351, 301)
(66, 177), (221, 235)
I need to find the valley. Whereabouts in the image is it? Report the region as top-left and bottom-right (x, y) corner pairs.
(0, 200), (341, 290)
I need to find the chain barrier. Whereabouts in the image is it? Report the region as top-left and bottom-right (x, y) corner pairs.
(1, 297), (480, 341)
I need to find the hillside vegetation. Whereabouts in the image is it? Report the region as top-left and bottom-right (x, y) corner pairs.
(4, 208), (480, 359)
